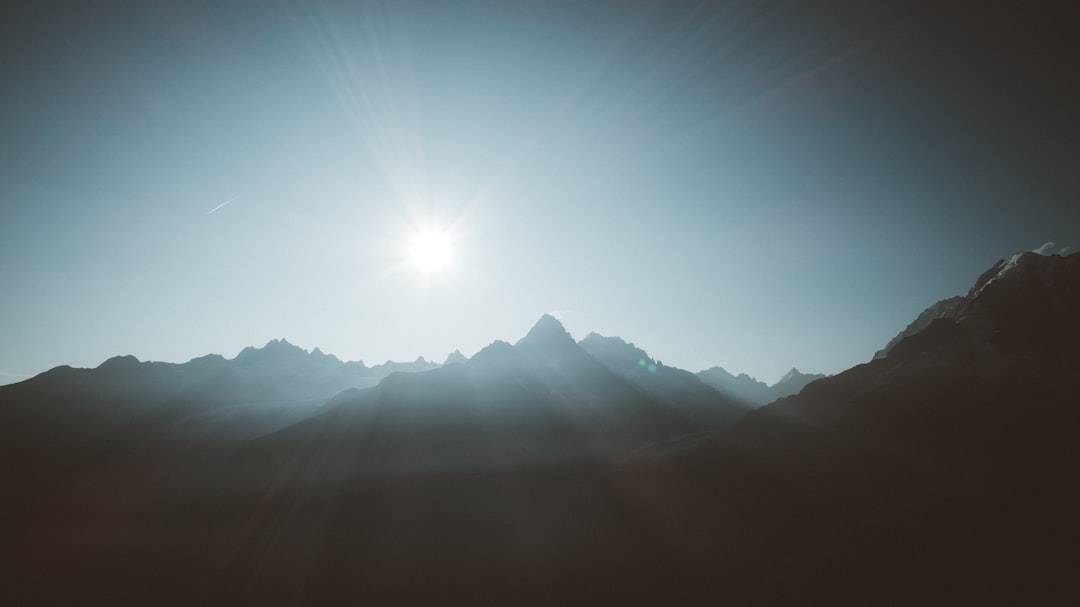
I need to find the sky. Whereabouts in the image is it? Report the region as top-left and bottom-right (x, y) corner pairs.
(2, 0), (1078, 386)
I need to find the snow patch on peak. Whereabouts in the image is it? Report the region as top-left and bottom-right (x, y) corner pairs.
(1033, 241), (1055, 255)
(970, 250), (1066, 299)
(877, 249), (1080, 362)
(967, 251), (1021, 298)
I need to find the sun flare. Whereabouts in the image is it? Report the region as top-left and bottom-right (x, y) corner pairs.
(408, 229), (454, 272)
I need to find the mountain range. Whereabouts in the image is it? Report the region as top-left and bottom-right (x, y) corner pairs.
(2, 250), (1077, 605)
(696, 364), (826, 405)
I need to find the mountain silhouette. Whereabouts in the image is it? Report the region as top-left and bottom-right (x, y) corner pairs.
(695, 365), (774, 404)
(770, 367), (826, 397)
(2, 254), (1078, 604)
(0, 339), (438, 534)
(443, 349), (468, 365)
(2, 315), (729, 603)
(578, 331), (747, 427)
(696, 365), (827, 406)
(673, 250), (1080, 602)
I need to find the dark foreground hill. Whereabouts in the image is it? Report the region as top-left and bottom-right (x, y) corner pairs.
(3, 252), (1078, 605)
(674, 250), (1080, 602)
(0, 339), (435, 528)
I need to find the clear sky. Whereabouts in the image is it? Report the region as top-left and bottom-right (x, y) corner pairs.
(2, 1), (1078, 386)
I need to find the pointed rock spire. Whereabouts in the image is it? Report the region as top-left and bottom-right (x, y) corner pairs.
(518, 314), (575, 348)
(443, 349), (468, 365)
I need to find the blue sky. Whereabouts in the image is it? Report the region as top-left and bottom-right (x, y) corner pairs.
(2, 1), (1078, 385)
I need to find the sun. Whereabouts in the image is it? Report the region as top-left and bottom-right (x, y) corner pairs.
(408, 229), (454, 272)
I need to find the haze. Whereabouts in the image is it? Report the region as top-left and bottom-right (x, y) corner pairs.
(2, 1), (1077, 385)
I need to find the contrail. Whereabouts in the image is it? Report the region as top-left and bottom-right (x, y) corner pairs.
(207, 195), (240, 215)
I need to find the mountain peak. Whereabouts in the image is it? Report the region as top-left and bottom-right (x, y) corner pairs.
(234, 338), (309, 363)
(443, 349), (468, 365)
(531, 313), (567, 333)
(517, 314), (575, 348)
(771, 368), (826, 397)
(97, 354), (141, 370)
(779, 368), (802, 383)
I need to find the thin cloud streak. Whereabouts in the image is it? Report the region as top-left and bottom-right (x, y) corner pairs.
(207, 195), (240, 215)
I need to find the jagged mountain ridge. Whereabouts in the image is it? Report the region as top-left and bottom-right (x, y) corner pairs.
(3, 315), (748, 604)
(170, 316), (754, 600)
(5, 253), (1078, 603)
(696, 365), (827, 406)
(0, 338), (442, 529)
(578, 331), (749, 426)
(874, 249), (1079, 359)
(0, 337), (436, 446)
(229, 315), (719, 479)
